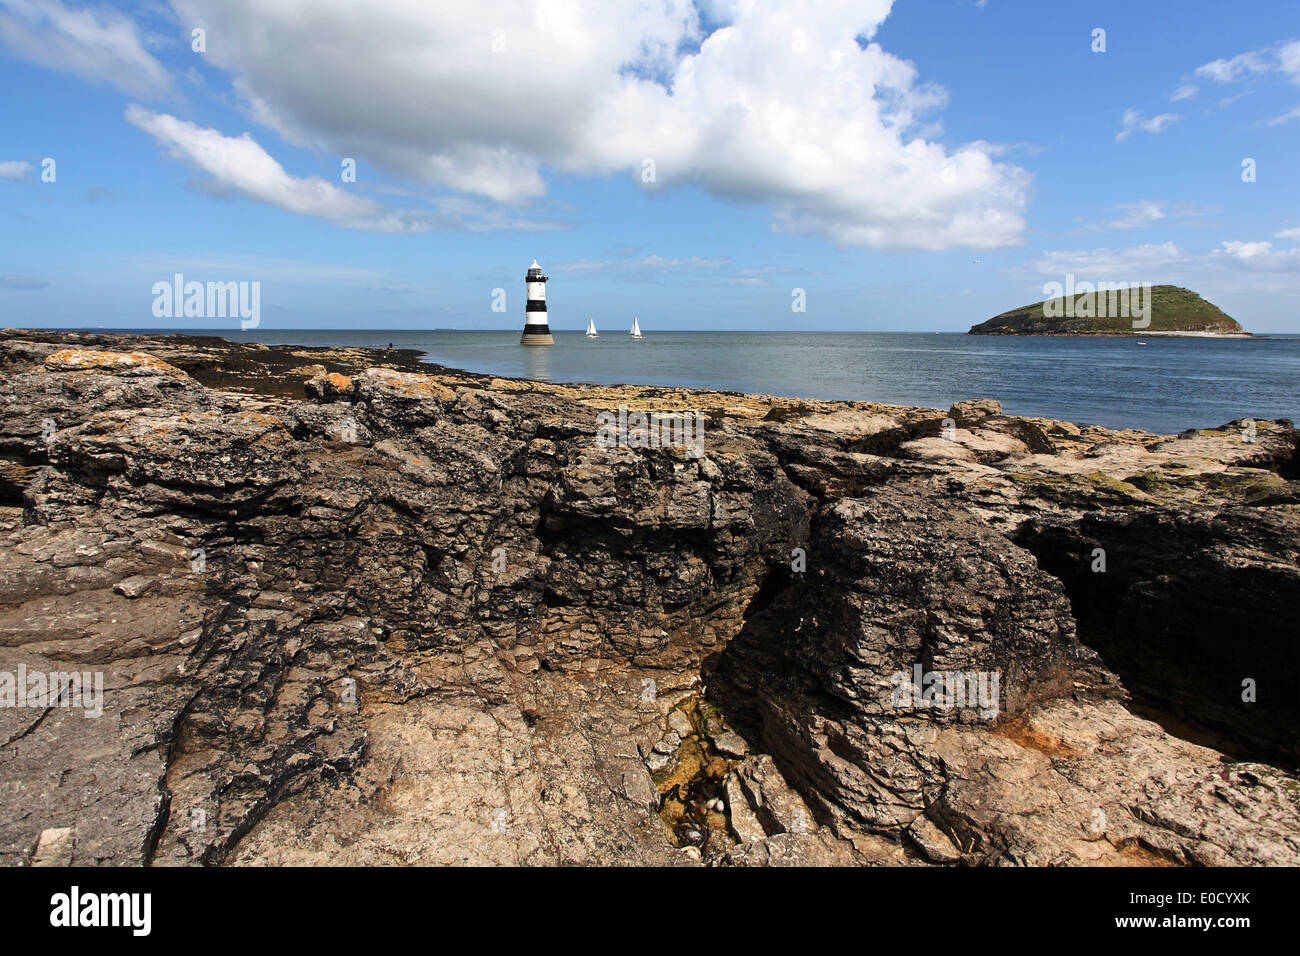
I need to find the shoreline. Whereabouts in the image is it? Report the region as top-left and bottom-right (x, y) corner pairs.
(0, 327), (1163, 440)
(968, 329), (1254, 338)
(2, 327), (1298, 866)
(3, 327), (1284, 438)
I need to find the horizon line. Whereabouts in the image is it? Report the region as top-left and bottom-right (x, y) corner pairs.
(13, 326), (1300, 336)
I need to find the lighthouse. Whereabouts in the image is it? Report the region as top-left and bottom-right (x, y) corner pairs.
(520, 258), (553, 346)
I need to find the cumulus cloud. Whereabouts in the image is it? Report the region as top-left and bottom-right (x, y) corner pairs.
(0, 159), (33, 180)
(163, 0), (1031, 250)
(1115, 108), (1181, 142)
(125, 106), (561, 232)
(1275, 227), (1300, 241)
(1213, 240), (1300, 271)
(126, 105), (382, 219)
(0, 0), (170, 98)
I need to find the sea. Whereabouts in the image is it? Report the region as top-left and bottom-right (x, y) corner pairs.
(163, 329), (1298, 435)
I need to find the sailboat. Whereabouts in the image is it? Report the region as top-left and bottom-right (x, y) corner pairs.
(629, 315), (644, 339)
(585, 317), (599, 338)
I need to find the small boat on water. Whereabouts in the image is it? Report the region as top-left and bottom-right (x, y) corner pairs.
(630, 316), (644, 339)
(586, 318), (599, 338)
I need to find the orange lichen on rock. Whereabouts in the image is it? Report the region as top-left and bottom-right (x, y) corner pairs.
(44, 348), (188, 377)
(304, 370), (355, 402)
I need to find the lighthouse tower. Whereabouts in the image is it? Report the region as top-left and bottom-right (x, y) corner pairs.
(520, 258), (553, 346)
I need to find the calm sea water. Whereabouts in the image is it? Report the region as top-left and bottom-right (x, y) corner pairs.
(186, 329), (1300, 435)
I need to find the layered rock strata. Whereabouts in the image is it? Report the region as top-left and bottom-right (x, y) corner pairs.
(1, 330), (1296, 866)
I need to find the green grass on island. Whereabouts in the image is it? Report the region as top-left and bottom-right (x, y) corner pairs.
(968, 285), (1248, 335)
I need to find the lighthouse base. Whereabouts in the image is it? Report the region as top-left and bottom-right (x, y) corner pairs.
(520, 331), (554, 346)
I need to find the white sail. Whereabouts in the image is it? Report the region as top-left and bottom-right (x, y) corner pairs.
(586, 317), (598, 338)
(630, 316), (643, 338)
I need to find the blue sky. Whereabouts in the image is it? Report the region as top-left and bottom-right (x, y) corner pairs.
(1, 0), (1299, 332)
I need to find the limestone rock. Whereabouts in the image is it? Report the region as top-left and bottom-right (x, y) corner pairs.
(30, 827), (75, 867)
(0, 328), (1295, 869)
(948, 398), (1002, 425)
(712, 730), (749, 758)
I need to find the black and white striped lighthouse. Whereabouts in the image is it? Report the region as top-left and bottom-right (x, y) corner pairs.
(520, 258), (553, 346)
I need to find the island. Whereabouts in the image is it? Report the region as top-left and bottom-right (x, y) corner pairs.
(969, 285), (1250, 336)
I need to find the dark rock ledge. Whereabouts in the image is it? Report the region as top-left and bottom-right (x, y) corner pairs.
(1, 329), (1296, 867)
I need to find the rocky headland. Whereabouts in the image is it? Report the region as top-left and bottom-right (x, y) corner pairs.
(1, 328), (1297, 867)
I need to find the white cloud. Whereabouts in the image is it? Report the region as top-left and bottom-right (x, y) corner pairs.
(549, 253), (803, 288)
(1081, 200), (1217, 233)
(639, 255), (730, 269)
(0, 159), (33, 180)
(1030, 242), (1187, 277)
(1195, 40), (1300, 85)
(125, 106), (562, 232)
(1170, 84), (1198, 102)
(1187, 40), (1300, 126)
(1279, 39), (1300, 82)
(1095, 200), (1167, 230)
(554, 255), (731, 274)
(163, 0), (1031, 250)
(1275, 227), (1300, 241)
(123, 254), (390, 282)
(0, 0), (170, 98)
(126, 105), (384, 220)
(1026, 239), (1300, 281)
(1264, 104), (1300, 125)
(1115, 108), (1181, 142)
(1195, 50), (1271, 84)
(1213, 240), (1300, 271)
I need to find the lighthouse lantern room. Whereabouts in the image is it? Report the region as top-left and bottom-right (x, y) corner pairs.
(520, 258), (554, 346)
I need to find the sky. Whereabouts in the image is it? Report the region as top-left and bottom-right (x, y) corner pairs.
(1, 0), (1299, 333)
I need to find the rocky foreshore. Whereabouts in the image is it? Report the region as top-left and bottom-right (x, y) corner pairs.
(1, 329), (1297, 867)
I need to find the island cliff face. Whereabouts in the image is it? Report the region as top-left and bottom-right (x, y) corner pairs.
(969, 285), (1248, 335)
(1, 329), (1297, 867)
